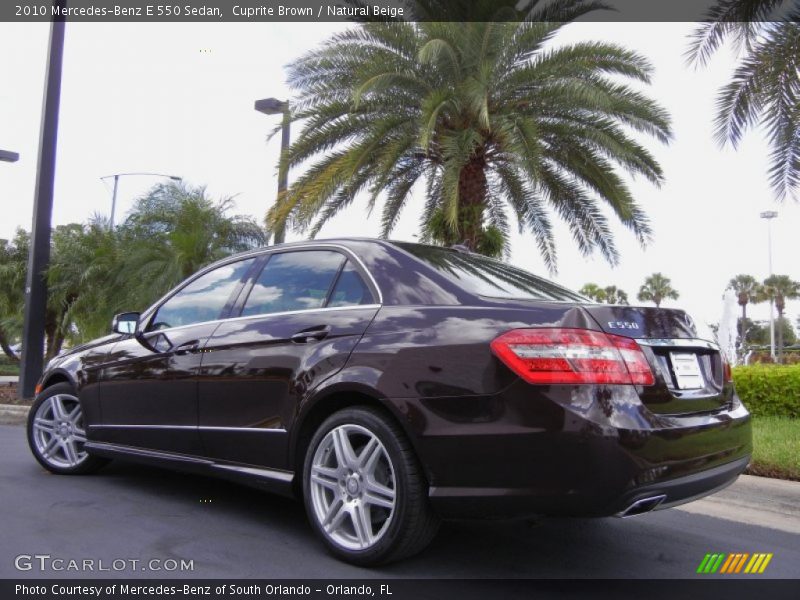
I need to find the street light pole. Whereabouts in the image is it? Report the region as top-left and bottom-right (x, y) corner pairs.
(100, 172), (182, 228)
(110, 174), (120, 228)
(760, 210), (778, 361)
(255, 97), (290, 245)
(19, 1), (66, 399)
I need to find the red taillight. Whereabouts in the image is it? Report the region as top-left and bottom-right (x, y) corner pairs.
(490, 328), (655, 386)
(723, 360), (732, 383)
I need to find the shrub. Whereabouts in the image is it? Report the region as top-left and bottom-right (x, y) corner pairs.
(733, 364), (800, 418)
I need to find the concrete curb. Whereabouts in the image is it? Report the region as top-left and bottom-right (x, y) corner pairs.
(0, 403), (29, 425)
(676, 474), (800, 534)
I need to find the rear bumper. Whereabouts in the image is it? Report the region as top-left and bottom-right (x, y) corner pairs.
(428, 455), (749, 519)
(395, 381), (753, 520)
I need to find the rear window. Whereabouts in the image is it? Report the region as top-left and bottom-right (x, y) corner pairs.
(392, 243), (585, 302)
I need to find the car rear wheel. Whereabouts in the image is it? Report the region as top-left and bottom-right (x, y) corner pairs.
(303, 406), (439, 565)
(27, 382), (107, 475)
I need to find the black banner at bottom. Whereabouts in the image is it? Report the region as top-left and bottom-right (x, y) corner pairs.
(3, 579), (800, 600)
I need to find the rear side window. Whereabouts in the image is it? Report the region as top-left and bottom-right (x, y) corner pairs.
(241, 251), (344, 316)
(391, 242), (585, 301)
(150, 258), (256, 330)
(328, 261), (375, 307)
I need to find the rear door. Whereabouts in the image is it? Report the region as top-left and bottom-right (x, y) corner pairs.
(198, 249), (380, 469)
(95, 257), (257, 454)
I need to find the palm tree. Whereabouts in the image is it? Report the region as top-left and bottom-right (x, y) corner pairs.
(579, 283), (629, 304)
(120, 182), (267, 309)
(761, 274), (800, 361)
(579, 283), (607, 303)
(688, 2), (800, 200)
(637, 273), (679, 308)
(0, 230), (28, 362)
(727, 274), (762, 345)
(47, 218), (128, 346)
(603, 285), (629, 305)
(269, 16), (671, 269)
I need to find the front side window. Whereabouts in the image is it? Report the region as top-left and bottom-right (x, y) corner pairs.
(150, 258), (255, 330)
(241, 251), (345, 316)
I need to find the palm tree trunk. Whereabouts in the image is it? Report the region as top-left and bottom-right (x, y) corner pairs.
(47, 329), (65, 361)
(457, 155), (488, 251)
(777, 308), (784, 364)
(44, 310), (60, 362)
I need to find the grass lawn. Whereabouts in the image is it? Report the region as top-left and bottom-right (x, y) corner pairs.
(0, 365), (19, 376)
(748, 416), (800, 481)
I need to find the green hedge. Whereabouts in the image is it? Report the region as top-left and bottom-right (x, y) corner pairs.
(733, 364), (800, 418)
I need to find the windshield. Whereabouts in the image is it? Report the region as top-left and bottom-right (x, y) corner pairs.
(392, 243), (586, 302)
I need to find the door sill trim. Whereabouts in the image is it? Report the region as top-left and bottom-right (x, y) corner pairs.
(84, 441), (295, 487)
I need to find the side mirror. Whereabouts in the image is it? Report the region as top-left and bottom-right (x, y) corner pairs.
(112, 312), (140, 335)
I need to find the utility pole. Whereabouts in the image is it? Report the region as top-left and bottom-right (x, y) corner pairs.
(19, 1), (67, 399)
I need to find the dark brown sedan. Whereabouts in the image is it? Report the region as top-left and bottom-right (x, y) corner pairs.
(27, 239), (752, 565)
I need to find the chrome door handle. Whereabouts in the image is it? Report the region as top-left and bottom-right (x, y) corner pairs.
(291, 326), (331, 343)
(174, 340), (200, 355)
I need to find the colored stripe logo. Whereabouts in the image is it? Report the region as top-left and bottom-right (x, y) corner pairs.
(696, 553), (773, 574)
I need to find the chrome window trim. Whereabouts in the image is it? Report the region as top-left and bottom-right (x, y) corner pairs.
(136, 304), (382, 336)
(136, 243), (383, 332)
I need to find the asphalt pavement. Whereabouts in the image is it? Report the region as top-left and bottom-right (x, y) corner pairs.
(0, 424), (798, 579)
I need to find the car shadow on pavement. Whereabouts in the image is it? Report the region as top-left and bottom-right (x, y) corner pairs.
(93, 461), (645, 578)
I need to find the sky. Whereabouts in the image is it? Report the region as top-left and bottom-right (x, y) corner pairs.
(1, 21), (798, 332)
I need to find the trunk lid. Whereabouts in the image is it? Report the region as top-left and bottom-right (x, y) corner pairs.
(582, 304), (731, 415)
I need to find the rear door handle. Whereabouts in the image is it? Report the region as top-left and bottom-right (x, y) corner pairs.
(174, 340), (200, 355)
(291, 326), (331, 344)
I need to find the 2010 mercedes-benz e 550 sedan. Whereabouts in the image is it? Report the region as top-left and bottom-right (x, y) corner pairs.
(28, 239), (752, 565)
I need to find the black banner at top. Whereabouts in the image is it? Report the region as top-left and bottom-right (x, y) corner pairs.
(3, 0), (800, 23)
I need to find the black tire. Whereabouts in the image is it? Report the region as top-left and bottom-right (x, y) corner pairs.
(27, 382), (108, 475)
(302, 406), (439, 566)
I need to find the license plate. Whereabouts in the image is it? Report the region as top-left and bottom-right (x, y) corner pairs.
(670, 352), (704, 389)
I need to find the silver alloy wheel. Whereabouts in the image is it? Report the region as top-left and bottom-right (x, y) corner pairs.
(309, 424), (397, 551)
(32, 394), (88, 469)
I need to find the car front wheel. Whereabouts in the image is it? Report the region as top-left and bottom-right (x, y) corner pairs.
(303, 406), (439, 565)
(27, 382), (107, 475)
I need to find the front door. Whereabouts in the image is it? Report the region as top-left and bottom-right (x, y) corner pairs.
(94, 257), (257, 455)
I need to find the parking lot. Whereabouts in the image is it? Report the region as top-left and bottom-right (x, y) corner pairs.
(1, 424), (797, 579)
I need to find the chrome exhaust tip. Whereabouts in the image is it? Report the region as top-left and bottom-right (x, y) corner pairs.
(616, 494), (667, 518)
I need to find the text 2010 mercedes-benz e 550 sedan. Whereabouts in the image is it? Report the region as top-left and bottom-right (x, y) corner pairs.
(28, 239), (752, 565)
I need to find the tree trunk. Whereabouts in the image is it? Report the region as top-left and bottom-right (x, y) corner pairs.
(776, 295), (785, 363)
(740, 303), (747, 346)
(0, 327), (19, 363)
(44, 309), (60, 362)
(457, 154), (488, 251)
(48, 329), (65, 360)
